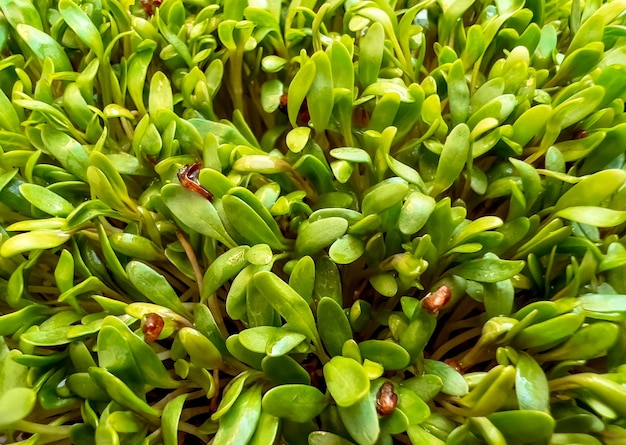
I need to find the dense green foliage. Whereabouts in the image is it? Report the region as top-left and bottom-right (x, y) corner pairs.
(1, 0), (626, 443)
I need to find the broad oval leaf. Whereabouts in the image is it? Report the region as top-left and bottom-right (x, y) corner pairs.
(324, 356), (370, 407)
(161, 183), (235, 248)
(0, 387), (37, 429)
(358, 340), (410, 371)
(295, 217), (349, 256)
(262, 384), (328, 423)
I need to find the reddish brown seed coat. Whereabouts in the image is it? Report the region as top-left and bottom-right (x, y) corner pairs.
(445, 358), (464, 374)
(422, 285), (452, 314)
(572, 129), (588, 139)
(143, 313), (165, 342)
(177, 163), (213, 201)
(140, 0), (161, 16)
(376, 382), (398, 416)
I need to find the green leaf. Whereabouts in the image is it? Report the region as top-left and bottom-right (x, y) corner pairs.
(448, 59), (470, 125)
(262, 384), (328, 423)
(545, 42), (604, 88)
(362, 179), (409, 215)
(16, 24), (72, 71)
(89, 367), (161, 418)
(262, 355), (311, 385)
(109, 233), (163, 261)
(0, 89), (20, 133)
(0, 230), (71, 257)
(359, 21), (385, 88)
(286, 126), (311, 153)
(201, 245), (249, 300)
(537, 322), (619, 362)
(41, 126), (90, 181)
(308, 51), (334, 132)
(253, 271), (322, 350)
(431, 123), (470, 196)
(318, 297), (353, 358)
(101, 316), (179, 389)
(97, 324), (144, 394)
(0, 387), (36, 429)
(150, 71), (174, 115)
(554, 207), (626, 227)
(212, 384), (263, 445)
(329, 235), (364, 265)
(161, 184), (235, 248)
(512, 313), (584, 349)
(296, 217), (349, 256)
(126, 260), (192, 319)
(447, 256), (525, 283)
(162, 394), (187, 445)
(424, 359), (468, 397)
(178, 327), (223, 369)
(398, 191), (436, 235)
(238, 326), (306, 356)
(515, 351), (549, 412)
(337, 385), (380, 445)
(107, 411), (144, 433)
(324, 356), (370, 407)
(288, 59), (316, 127)
(0, 0), (43, 31)
(59, 0), (104, 59)
(249, 410), (280, 445)
(289, 255), (315, 303)
(396, 386), (430, 425)
(309, 431), (357, 445)
(358, 340), (410, 371)
(487, 411), (555, 443)
(222, 194), (286, 249)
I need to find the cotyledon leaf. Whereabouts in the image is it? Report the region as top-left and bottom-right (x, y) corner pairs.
(253, 271), (322, 351)
(126, 260), (192, 319)
(222, 194), (286, 250)
(161, 184), (236, 248)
